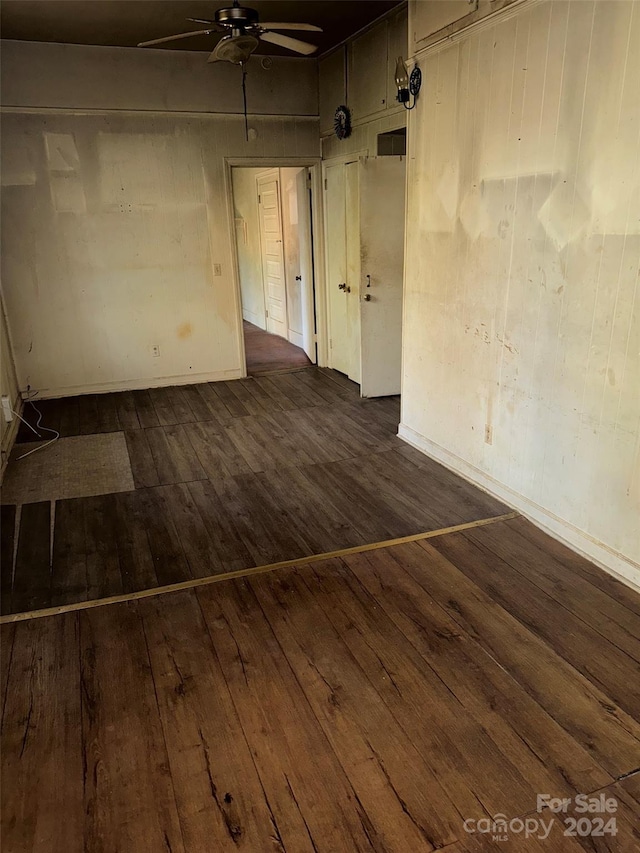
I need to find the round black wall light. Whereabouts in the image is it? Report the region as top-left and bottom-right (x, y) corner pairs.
(334, 105), (352, 140)
(395, 57), (422, 110)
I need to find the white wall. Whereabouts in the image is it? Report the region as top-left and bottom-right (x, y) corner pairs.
(401, 0), (640, 586)
(232, 167), (267, 329)
(1, 42), (319, 397)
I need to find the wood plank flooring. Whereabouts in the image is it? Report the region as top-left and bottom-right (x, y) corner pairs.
(2, 517), (639, 852)
(243, 319), (312, 375)
(3, 368), (510, 616)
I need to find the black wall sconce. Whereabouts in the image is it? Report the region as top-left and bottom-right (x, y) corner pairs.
(395, 56), (422, 110)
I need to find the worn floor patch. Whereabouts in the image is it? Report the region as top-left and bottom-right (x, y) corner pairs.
(1, 432), (134, 504)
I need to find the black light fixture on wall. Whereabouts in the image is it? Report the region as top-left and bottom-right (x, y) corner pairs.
(395, 56), (422, 110)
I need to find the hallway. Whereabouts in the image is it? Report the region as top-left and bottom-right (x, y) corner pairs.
(243, 320), (312, 375)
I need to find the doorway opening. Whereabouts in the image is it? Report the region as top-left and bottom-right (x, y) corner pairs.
(231, 166), (317, 376)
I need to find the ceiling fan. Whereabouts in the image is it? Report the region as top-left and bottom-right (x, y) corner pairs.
(138, 1), (323, 64)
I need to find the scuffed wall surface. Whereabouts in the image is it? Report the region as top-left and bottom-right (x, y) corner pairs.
(232, 167), (267, 329)
(1, 112), (319, 395)
(402, 1), (640, 565)
(1, 40), (318, 116)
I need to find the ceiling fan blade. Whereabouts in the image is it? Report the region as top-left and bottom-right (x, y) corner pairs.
(138, 29), (213, 47)
(259, 32), (318, 55)
(187, 18), (217, 25)
(260, 23), (323, 32)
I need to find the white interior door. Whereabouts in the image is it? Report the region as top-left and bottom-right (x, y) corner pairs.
(325, 162), (350, 375)
(359, 156), (406, 397)
(325, 160), (360, 381)
(345, 160), (361, 384)
(258, 173), (287, 338)
(296, 168), (317, 363)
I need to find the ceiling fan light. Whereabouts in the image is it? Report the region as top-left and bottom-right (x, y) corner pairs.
(210, 33), (259, 63)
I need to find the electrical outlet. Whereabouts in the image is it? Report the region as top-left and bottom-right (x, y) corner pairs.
(214, 264), (222, 276)
(1, 396), (13, 423)
(151, 345), (160, 358)
(484, 424), (493, 445)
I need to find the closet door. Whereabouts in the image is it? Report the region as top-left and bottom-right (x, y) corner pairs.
(325, 159), (361, 382)
(359, 156), (405, 397)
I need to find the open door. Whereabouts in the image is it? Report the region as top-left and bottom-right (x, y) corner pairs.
(324, 160), (361, 381)
(359, 156), (405, 397)
(257, 172), (288, 339)
(297, 168), (316, 363)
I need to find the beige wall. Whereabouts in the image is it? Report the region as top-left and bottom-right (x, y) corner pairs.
(1, 40), (318, 116)
(409, 0), (518, 53)
(400, 0), (640, 586)
(1, 42), (319, 397)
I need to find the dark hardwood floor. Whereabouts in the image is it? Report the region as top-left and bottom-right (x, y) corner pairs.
(2, 368), (510, 616)
(2, 517), (639, 852)
(243, 319), (312, 375)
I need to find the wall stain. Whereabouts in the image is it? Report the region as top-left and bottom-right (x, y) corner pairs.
(177, 322), (193, 340)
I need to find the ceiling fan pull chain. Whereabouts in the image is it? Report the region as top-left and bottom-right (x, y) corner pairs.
(241, 61), (249, 142)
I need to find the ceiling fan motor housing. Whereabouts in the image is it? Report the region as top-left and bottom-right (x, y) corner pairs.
(215, 6), (260, 29)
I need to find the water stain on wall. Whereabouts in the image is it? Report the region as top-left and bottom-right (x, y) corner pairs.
(177, 322), (193, 340)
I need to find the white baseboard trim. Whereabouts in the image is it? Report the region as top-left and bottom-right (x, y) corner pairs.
(398, 423), (640, 595)
(288, 330), (304, 349)
(1, 395), (22, 481)
(29, 368), (245, 400)
(242, 308), (266, 330)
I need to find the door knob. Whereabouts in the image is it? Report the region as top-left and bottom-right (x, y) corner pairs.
(363, 293), (372, 301)
(338, 282), (346, 290)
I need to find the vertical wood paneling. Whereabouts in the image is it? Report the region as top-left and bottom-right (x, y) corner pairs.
(402, 0), (640, 565)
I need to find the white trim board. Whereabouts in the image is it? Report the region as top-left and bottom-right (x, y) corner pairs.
(398, 423), (640, 595)
(1, 106), (319, 120)
(27, 368), (244, 400)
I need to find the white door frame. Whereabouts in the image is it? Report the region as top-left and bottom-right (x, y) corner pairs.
(224, 157), (325, 378)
